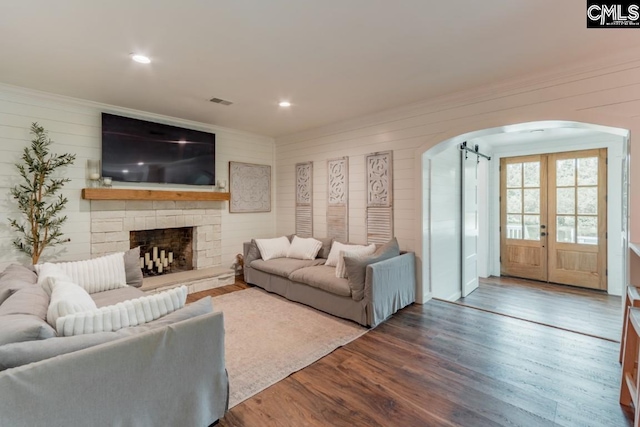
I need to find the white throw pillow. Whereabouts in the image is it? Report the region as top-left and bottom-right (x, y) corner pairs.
(56, 285), (188, 337)
(46, 277), (98, 328)
(255, 236), (291, 261)
(325, 242), (349, 267)
(326, 242), (374, 267)
(36, 263), (73, 295)
(36, 252), (128, 294)
(287, 235), (322, 260)
(335, 245), (376, 278)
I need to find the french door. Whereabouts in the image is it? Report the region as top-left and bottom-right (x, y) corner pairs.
(500, 149), (607, 290)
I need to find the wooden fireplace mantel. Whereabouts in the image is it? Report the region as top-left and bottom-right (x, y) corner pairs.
(81, 188), (230, 202)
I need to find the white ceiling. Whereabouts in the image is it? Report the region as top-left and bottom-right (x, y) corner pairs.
(1, 1), (639, 137)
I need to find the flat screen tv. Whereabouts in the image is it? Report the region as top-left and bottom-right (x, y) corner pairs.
(101, 113), (215, 186)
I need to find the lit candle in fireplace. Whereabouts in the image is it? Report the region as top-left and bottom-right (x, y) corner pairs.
(163, 258), (168, 268)
(153, 247), (158, 261)
(145, 253), (150, 264)
(158, 263), (163, 273)
(147, 260), (153, 270)
(168, 252), (173, 263)
(139, 257), (144, 269)
(160, 250), (165, 262)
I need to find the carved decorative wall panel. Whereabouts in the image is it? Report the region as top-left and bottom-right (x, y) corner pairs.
(365, 151), (393, 244)
(327, 157), (348, 242)
(229, 161), (271, 213)
(367, 151), (392, 207)
(295, 162), (313, 237)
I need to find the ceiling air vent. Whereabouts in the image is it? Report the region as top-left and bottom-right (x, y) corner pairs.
(209, 97), (233, 106)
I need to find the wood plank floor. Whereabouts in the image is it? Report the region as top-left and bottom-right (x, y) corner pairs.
(455, 276), (622, 342)
(189, 280), (632, 426)
(186, 281), (250, 303)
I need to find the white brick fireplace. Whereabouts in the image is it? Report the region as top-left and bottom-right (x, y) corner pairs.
(89, 200), (223, 270)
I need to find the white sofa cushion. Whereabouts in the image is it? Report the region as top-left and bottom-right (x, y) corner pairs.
(36, 252), (128, 294)
(335, 245), (376, 278)
(287, 235), (323, 260)
(55, 285), (188, 337)
(46, 277), (98, 328)
(255, 236), (291, 261)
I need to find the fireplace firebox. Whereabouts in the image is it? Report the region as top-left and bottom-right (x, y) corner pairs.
(130, 227), (193, 277)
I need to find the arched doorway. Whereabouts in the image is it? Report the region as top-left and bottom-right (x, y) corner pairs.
(418, 120), (629, 303)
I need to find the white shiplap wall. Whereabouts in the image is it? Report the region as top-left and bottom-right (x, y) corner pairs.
(275, 140), (416, 247)
(275, 51), (640, 303)
(0, 85), (275, 270)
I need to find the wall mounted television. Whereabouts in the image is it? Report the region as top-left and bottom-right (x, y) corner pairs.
(101, 113), (215, 186)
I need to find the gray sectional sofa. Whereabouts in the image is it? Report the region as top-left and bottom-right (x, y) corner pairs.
(243, 237), (416, 327)
(0, 263), (228, 427)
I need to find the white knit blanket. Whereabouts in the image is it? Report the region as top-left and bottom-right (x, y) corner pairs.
(56, 286), (188, 336)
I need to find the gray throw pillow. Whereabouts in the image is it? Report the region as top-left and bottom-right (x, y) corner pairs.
(124, 247), (144, 288)
(0, 314), (57, 346)
(374, 237), (400, 257)
(0, 285), (50, 319)
(344, 237), (400, 301)
(246, 240), (262, 265)
(0, 264), (38, 305)
(316, 237), (334, 259)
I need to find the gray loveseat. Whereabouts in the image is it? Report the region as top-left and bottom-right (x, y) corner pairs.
(243, 237), (416, 327)
(0, 264), (228, 427)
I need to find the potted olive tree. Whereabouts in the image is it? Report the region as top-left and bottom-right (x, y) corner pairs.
(9, 122), (76, 264)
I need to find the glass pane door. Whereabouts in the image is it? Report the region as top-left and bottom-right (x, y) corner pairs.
(547, 149), (606, 290)
(500, 155), (547, 282)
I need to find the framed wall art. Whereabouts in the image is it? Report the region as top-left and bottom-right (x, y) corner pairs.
(229, 161), (271, 213)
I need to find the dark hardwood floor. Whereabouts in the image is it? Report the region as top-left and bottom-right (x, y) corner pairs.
(190, 279), (632, 426)
(186, 280), (250, 303)
(454, 276), (622, 342)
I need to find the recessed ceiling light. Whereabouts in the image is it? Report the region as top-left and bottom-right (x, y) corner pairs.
(131, 54), (151, 64)
(137, 162), (144, 166)
(178, 140), (186, 144)
(279, 101), (291, 107)
(122, 169), (129, 174)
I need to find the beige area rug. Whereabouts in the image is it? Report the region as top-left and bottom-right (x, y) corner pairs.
(212, 288), (368, 408)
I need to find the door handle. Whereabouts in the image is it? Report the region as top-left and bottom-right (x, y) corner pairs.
(541, 232), (547, 237)
(540, 225), (546, 229)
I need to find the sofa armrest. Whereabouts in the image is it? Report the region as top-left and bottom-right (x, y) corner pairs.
(0, 311), (228, 427)
(243, 241), (262, 266)
(243, 241), (263, 284)
(364, 252), (416, 327)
